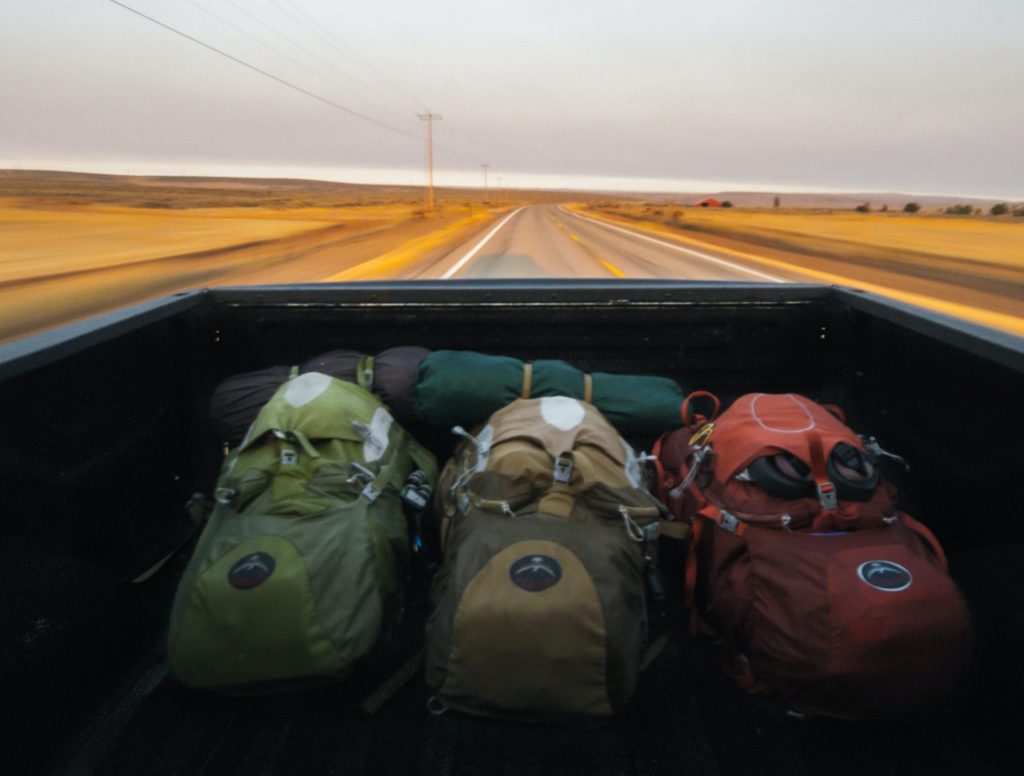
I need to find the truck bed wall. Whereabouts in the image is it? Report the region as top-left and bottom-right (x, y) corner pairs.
(1, 281), (1021, 769)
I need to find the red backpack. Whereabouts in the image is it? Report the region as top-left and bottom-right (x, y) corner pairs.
(654, 392), (973, 720)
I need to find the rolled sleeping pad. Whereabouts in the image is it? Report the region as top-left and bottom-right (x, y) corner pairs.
(415, 350), (685, 437)
(210, 346), (430, 445)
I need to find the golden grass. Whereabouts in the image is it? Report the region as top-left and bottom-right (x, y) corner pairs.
(326, 209), (497, 281)
(0, 202), (423, 284)
(594, 205), (1024, 268)
(570, 204), (1024, 336)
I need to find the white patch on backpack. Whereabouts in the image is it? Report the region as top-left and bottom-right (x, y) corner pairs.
(540, 396), (585, 431)
(749, 393), (816, 433)
(363, 408), (393, 462)
(283, 372), (332, 408)
(621, 436), (641, 487)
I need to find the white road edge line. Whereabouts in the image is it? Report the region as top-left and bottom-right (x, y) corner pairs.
(560, 206), (785, 283)
(441, 206), (528, 279)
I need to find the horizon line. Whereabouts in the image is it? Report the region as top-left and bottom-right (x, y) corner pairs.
(2, 159), (1022, 203)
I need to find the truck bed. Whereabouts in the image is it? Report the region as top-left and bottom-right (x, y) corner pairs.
(2, 281), (1021, 775)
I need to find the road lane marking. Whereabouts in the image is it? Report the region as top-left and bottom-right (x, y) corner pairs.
(442, 207), (527, 279)
(568, 233), (580, 241)
(563, 207), (1024, 335)
(600, 259), (625, 278)
(562, 207), (784, 283)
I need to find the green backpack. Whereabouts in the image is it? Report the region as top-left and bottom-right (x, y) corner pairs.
(169, 372), (437, 691)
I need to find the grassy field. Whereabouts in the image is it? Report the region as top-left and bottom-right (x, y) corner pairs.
(0, 171), (526, 342)
(0, 204), (377, 284)
(0, 170), (530, 287)
(581, 203), (1024, 295)
(589, 203), (1024, 264)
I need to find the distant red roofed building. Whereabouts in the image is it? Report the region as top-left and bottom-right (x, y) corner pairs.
(696, 197), (722, 208)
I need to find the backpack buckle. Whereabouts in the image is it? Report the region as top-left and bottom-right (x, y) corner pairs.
(347, 462), (375, 485)
(553, 455), (574, 484)
(401, 470), (432, 512)
(719, 510), (742, 533)
(816, 481), (838, 510)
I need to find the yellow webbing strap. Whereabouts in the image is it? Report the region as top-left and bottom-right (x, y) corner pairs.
(658, 521), (690, 540)
(356, 355), (375, 391)
(583, 373), (593, 404)
(360, 648), (425, 717)
(521, 362), (533, 398)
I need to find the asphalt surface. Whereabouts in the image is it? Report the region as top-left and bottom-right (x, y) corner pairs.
(5, 202), (1021, 342)
(430, 204), (810, 282)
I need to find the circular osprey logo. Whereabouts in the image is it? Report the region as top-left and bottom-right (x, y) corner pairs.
(857, 560), (912, 592)
(510, 555), (562, 592)
(228, 552), (276, 589)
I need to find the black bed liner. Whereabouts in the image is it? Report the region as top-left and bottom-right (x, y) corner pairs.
(3, 281), (1022, 776)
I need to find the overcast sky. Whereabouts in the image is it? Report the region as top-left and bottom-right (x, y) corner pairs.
(2, 0), (1021, 196)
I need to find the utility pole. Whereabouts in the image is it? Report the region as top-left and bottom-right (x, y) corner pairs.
(418, 111), (442, 208)
(481, 163), (490, 203)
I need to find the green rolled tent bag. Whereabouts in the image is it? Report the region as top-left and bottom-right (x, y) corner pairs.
(169, 373), (437, 691)
(415, 350), (685, 436)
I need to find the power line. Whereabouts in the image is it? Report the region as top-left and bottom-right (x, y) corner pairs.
(279, 0), (422, 108)
(183, 0), (409, 125)
(106, 0), (418, 139)
(220, 0), (411, 124)
(272, 0), (481, 169)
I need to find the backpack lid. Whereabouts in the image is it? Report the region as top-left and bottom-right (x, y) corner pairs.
(239, 373), (391, 455)
(487, 396), (633, 471)
(711, 393), (868, 484)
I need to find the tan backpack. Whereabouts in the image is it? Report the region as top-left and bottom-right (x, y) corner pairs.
(425, 397), (684, 724)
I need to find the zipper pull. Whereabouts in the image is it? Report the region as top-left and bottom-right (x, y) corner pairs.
(620, 506), (646, 542)
(451, 426), (480, 449)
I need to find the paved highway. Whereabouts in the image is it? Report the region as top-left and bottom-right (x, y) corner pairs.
(427, 204), (811, 282)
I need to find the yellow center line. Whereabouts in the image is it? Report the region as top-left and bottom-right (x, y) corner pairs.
(600, 259), (625, 278)
(568, 233), (579, 242)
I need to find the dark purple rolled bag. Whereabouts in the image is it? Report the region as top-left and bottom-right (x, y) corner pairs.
(210, 346), (430, 445)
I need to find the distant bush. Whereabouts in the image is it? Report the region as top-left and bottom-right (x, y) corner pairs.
(903, 202), (921, 213)
(990, 203), (1009, 216)
(855, 203), (871, 213)
(944, 204), (974, 215)
(671, 210), (683, 220)
(773, 196), (781, 208)
(1013, 205), (1024, 217)
(721, 200), (734, 208)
